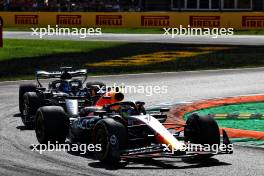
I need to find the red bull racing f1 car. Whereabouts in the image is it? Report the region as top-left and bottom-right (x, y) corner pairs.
(34, 93), (233, 163)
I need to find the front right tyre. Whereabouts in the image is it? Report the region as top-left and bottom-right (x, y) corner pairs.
(21, 92), (41, 127)
(19, 84), (36, 113)
(93, 118), (127, 164)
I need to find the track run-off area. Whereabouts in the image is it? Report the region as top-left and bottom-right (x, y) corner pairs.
(4, 32), (264, 45)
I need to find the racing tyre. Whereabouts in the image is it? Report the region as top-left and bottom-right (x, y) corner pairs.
(35, 106), (69, 144)
(21, 92), (41, 127)
(93, 118), (127, 164)
(184, 113), (220, 160)
(19, 84), (36, 113)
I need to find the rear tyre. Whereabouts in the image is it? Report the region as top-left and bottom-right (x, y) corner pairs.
(93, 118), (127, 164)
(21, 92), (41, 127)
(184, 113), (220, 160)
(35, 106), (69, 144)
(19, 84), (36, 113)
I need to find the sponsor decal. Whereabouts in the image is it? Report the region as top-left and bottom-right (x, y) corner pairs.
(96, 15), (122, 26)
(141, 15), (169, 27)
(190, 16), (220, 28)
(15, 15), (38, 25)
(242, 16), (264, 28)
(56, 15), (82, 25)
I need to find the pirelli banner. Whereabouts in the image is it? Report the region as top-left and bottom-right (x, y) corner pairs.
(0, 12), (264, 29)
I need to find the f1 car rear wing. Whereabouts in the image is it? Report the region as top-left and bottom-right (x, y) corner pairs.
(35, 67), (88, 87)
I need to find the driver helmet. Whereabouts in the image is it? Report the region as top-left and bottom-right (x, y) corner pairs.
(59, 81), (71, 92)
(120, 106), (136, 119)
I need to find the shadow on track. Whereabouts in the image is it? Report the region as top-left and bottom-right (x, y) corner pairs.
(16, 125), (34, 130)
(87, 157), (231, 170)
(13, 113), (21, 117)
(14, 113), (35, 130)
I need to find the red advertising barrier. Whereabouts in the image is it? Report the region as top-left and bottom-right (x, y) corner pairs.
(0, 16), (3, 47)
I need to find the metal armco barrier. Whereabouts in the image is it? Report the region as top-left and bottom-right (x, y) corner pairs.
(0, 16), (3, 47)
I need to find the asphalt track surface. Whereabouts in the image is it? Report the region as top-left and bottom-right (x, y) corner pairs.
(0, 68), (264, 176)
(4, 31), (264, 45)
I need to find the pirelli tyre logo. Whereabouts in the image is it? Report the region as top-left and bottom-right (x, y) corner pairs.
(96, 15), (122, 26)
(15, 15), (38, 25)
(190, 16), (220, 28)
(56, 15), (82, 25)
(242, 16), (264, 28)
(141, 15), (169, 27)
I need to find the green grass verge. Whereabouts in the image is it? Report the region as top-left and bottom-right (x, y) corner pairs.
(0, 39), (121, 61)
(235, 30), (264, 35)
(3, 27), (264, 35)
(1, 39), (264, 80)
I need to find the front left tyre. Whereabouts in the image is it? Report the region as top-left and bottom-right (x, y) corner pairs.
(184, 113), (220, 160)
